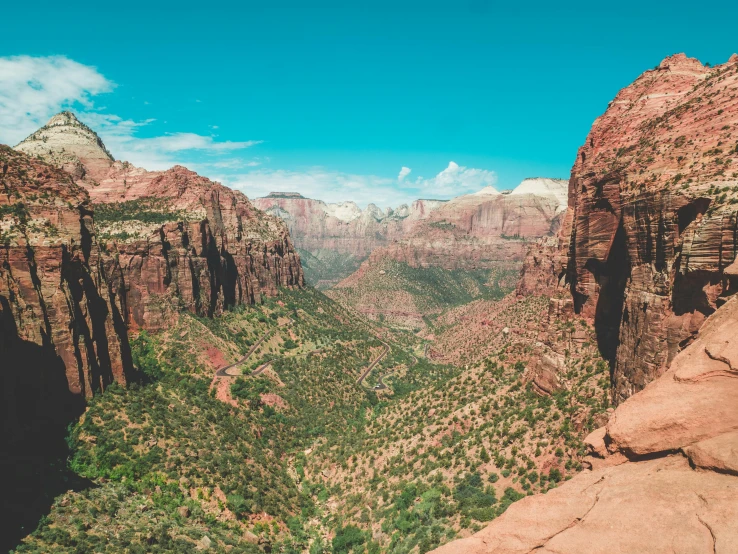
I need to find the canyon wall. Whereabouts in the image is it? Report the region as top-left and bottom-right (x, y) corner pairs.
(524, 54), (738, 404)
(360, 179), (567, 271)
(3, 113), (303, 413)
(0, 146), (132, 436)
(253, 192), (445, 259)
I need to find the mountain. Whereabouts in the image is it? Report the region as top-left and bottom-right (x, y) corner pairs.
(252, 192), (445, 287)
(12, 113), (303, 331)
(326, 178), (567, 326)
(526, 53), (738, 404)
(15, 111), (114, 181)
(433, 52), (738, 554)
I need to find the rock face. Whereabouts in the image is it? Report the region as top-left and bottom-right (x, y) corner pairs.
(524, 54), (738, 403)
(361, 179), (568, 270)
(253, 192), (445, 287)
(13, 113), (303, 333)
(3, 113), (303, 409)
(0, 145), (131, 434)
(432, 294), (738, 554)
(253, 192), (445, 259)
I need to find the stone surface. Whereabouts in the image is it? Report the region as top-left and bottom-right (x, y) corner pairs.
(519, 53), (738, 404)
(12, 113), (303, 333)
(432, 455), (738, 554)
(606, 295), (738, 456)
(684, 431), (738, 475)
(15, 111), (114, 182)
(1, 145), (131, 433)
(253, 192), (443, 260)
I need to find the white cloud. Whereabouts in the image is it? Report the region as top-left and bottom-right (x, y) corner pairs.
(398, 166), (412, 181)
(0, 55), (498, 208)
(0, 55), (113, 145)
(0, 55), (262, 171)
(406, 161), (497, 196)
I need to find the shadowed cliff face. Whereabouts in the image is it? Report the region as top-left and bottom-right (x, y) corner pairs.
(0, 147), (122, 550)
(558, 53), (738, 404)
(2, 123), (306, 546)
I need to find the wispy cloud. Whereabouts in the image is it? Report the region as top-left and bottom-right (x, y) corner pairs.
(0, 55), (262, 171)
(0, 55), (113, 145)
(398, 166), (412, 181)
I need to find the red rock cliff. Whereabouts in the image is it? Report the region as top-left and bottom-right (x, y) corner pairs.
(14, 113), (304, 332)
(555, 53), (738, 403)
(1, 146), (132, 436)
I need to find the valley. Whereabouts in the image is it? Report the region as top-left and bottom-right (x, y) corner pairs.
(2, 50), (738, 554)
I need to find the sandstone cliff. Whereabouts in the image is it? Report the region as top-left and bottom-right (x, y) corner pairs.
(253, 192), (445, 259)
(0, 146), (132, 435)
(521, 54), (738, 403)
(14, 113), (304, 332)
(431, 294), (738, 554)
(253, 192), (445, 287)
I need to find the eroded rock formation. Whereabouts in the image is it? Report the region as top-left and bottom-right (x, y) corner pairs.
(13, 113), (303, 333)
(2, 113), (303, 419)
(518, 54), (738, 403)
(0, 146), (131, 432)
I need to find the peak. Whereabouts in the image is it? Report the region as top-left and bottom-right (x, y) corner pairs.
(14, 111), (114, 179)
(46, 111), (81, 126)
(729, 53), (738, 64)
(510, 178), (568, 207)
(655, 53), (706, 74)
(471, 185), (501, 197)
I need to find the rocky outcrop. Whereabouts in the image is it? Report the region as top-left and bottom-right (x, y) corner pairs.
(15, 111), (114, 182)
(13, 113), (304, 332)
(431, 294), (738, 554)
(252, 192), (444, 287)
(1, 146), (131, 431)
(522, 54), (738, 403)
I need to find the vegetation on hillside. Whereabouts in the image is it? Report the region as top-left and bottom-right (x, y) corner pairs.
(13, 285), (609, 553)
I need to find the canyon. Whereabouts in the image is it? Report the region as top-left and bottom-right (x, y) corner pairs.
(3, 51), (738, 554)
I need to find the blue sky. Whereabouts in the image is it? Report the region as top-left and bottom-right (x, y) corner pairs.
(1, 0), (737, 207)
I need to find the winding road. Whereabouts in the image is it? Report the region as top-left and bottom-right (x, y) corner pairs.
(371, 349), (421, 390)
(356, 340), (390, 385)
(215, 325), (281, 377)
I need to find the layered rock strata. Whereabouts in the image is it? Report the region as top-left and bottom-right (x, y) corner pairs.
(0, 146), (131, 433)
(521, 54), (738, 403)
(14, 113), (303, 333)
